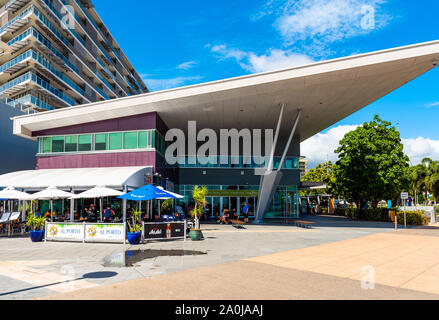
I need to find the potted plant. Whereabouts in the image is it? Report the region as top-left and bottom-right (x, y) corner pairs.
(189, 186), (208, 241)
(127, 209), (142, 245)
(26, 214), (46, 242)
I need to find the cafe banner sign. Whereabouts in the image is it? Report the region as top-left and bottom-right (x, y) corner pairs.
(143, 221), (186, 241)
(46, 223), (84, 242)
(45, 222), (125, 244)
(85, 224), (124, 242)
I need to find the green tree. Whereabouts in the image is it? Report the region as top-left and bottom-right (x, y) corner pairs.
(301, 161), (334, 196)
(332, 115), (411, 209)
(191, 186), (208, 230)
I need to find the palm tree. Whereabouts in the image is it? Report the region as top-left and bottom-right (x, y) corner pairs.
(412, 158), (439, 205)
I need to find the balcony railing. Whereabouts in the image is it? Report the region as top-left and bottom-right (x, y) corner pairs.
(11, 94), (55, 111)
(0, 71), (75, 106)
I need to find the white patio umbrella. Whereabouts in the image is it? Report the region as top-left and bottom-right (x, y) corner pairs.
(73, 186), (124, 222)
(0, 187), (32, 221)
(0, 186), (32, 200)
(31, 186), (74, 222)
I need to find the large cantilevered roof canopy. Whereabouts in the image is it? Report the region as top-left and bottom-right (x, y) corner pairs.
(13, 41), (439, 142)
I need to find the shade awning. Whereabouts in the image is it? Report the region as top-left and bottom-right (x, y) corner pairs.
(0, 167), (153, 190)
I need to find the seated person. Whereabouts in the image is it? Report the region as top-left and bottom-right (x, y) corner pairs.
(80, 208), (89, 221)
(103, 206), (115, 223)
(219, 209), (230, 224)
(35, 210), (43, 218)
(87, 208), (97, 222)
(44, 210), (52, 220)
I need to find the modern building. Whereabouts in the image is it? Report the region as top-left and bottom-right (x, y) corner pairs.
(3, 40), (439, 221)
(299, 157), (307, 178)
(0, 98), (36, 174)
(0, 0), (148, 113)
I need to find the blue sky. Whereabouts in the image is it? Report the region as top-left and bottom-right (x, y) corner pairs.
(92, 0), (439, 167)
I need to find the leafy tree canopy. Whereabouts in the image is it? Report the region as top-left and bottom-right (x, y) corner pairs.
(301, 161), (334, 196)
(332, 115), (411, 208)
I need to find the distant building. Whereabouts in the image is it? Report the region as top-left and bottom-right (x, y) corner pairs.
(299, 157), (307, 178)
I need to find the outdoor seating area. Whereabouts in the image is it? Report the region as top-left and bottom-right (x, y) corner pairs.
(0, 183), (187, 242)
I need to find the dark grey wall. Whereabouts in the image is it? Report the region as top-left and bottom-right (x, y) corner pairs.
(178, 168), (300, 186)
(0, 103), (36, 175)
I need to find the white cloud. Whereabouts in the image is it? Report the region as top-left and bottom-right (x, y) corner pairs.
(401, 138), (439, 165)
(301, 125), (359, 168)
(143, 76), (203, 91)
(210, 45), (314, 73)
(301, 125), (439, 169)
(427, 101), (439, 107)
(247, 49), (314, 73)
(211, 44), (247, 61)
(275, 0), (391, 46)
(176, 61), (198, 70)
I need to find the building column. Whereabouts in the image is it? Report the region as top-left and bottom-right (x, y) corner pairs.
(254, 108), (302, 223)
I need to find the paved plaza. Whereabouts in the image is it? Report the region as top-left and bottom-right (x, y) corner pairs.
(0, 215), (438, 300)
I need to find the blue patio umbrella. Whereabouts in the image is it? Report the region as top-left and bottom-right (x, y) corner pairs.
(118, 185), (179, 201)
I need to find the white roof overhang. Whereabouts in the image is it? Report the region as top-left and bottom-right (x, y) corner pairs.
(12, 40), (439, 142)
(0, 166), (153, 191)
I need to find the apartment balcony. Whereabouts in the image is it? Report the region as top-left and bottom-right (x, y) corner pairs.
(0, 71), (75, 107)
(0, 14), (30, 35)
(0, 73), (29, 95)
(5, 0), (31, 13)
(11, 94), (55, 111)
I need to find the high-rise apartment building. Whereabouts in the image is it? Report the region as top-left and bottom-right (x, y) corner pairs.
(299, 157), (307, 179)
(0, 0), (148, 113)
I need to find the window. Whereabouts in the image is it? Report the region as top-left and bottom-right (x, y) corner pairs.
(109, 132), (123, 150)
(151, 131), (156, 148)
(138, 131), (149, 148)
(52, 136), (64, 153)
(95, 133), (108, 151)
(65, 136), (78, 152)
(123, 132), (137, 149)
(42, 137), (51, 153)
(78, 134), (92, 151)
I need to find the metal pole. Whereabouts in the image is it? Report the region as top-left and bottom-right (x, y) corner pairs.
(404, 199), (407, 228)
(184, 219), (187, 242)
(100, 198), (103, 223)
(70, 191), (75, 223)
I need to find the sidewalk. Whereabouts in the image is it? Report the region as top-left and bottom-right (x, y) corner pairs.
(44, 227), (439, 300)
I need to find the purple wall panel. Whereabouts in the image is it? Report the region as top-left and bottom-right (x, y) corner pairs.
(33, 112), (170, 137)
(36, 152), (157, 170)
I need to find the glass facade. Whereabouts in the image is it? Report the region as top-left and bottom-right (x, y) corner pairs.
(37, 130), (165, 155)
(175, 185), (300, 218)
